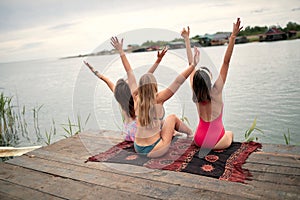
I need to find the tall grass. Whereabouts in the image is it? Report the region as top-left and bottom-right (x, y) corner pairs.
(44, 119), (57, 146)
(0, 92), (46, 147)
(61, 113), (91, 138)
(283, 128), (291, 145)
(244, 117), (264, 142)
(33, 105), (44, 143)
(0, 93), (22, 146)
(0, 92), (91, 148)
(180, 104), (190, 126)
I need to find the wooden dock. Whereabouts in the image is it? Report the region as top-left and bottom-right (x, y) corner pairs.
(0, 130), (299, 200)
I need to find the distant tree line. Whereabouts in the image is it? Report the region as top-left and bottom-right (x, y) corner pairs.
(141, 40), (169, 47)
(139, 22), (300, 47)
(283, 21), (300, 31)
(238, 21), (300, 36)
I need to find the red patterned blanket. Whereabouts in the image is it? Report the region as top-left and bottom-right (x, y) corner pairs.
(86, 137), (261, 183)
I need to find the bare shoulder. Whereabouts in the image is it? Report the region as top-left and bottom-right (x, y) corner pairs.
(210, 89), (223, 105)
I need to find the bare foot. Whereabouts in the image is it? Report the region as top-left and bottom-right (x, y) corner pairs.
(173, 131), (183, 137)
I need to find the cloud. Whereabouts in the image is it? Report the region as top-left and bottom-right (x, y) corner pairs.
(20, 42), (44, 50)
(48, 22), (78, 31)
(0, 0), (300, 62)
(251, 8), (266, 13)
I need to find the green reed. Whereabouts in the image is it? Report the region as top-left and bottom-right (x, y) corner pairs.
(180, 104), (190, 126)
(0, 92), (47, 147)
(33, 105), (44, 143)
(0, 92), (21, 146)
(283, 128), (291, 145)
(0, 92), (91, 148)
(61, 113), (91, 138)
(44, 119), (57, 146)
(244, 117), (264, 142)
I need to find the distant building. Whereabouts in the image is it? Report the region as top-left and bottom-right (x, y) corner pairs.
(127, 44), (140, 51)
(235, 36), (249, 44)
(288, 30), (297, 38)
(190, 39), (201, 47)
(167, 41), (185, 49)
(260, 27), (287, 42)
(146, 45), (160, 51)
(197, 32), (231, 47)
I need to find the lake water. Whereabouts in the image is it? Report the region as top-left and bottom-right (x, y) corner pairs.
(1, 39), (299, 146)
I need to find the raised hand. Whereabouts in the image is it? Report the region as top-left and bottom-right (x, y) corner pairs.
(193, 46), (200, 66)
(83, 61), (100, 76)
(181, 26), (190, 39)
(157, 46), (168, 60)
(84, 61), (115, 92)
(232, 18), (243, 37)
(110, 36), (124, 54)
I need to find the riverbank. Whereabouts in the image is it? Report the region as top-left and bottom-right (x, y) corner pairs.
(61, 32), (300, 59)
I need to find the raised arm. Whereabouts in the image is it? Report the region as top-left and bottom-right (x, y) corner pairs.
(181, 26), (196, 87)
(214, 18), (243, 92)
(157, 47), (200, 103)
(181, 26), (193, 65)
(83, 61), (115, 92)
(110, 37), (137, 95)
(147, 47), (168, 73)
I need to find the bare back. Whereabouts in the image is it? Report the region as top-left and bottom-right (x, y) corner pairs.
(134, 97), (165, 146)
(196, 87), (223, 122)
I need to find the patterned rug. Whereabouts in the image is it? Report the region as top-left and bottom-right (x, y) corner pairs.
(86, 137), (261, 183)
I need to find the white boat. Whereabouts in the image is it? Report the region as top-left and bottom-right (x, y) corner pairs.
(0, 146), (41, 157)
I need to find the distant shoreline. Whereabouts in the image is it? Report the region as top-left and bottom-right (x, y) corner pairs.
(61, 34), (300, 60)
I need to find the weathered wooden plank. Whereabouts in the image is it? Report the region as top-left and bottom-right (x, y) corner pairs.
(244, 162), (300, 176)
(0, 193), (20, 200)
(261, 143), (300, 155)
(249, 171), (300, 187)
(29, 133), (300, 191)
(247, 152), (300, 168)
(0, 163), (156, 200)
(30, 148), (300, 196)
(9, 149), (299, 200)
(4, 131), (300, 200)
(37, 133), (121, 158)
(0, 179), (64, 200)
(6, 156), (254, 200)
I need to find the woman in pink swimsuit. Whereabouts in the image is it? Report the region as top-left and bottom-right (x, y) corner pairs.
(182, 18), (243, 149)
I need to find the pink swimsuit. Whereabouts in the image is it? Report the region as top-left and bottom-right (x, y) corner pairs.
(194, 108), (225, 148)
(123, 120), (137, 142)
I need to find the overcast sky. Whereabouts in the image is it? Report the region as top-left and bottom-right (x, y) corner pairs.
(0, 0), (299, 62)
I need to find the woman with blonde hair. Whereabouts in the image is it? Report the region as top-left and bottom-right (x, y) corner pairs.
(111, 36), (200, 157)
(84, 47), (167, 141)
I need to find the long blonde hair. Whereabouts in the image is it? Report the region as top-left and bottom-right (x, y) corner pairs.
(137, 73), (158, 127)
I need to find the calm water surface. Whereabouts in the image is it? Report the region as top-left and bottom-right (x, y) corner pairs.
(0, 39), (299, 146)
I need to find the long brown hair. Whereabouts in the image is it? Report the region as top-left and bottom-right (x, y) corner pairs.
(114, 79), (135, 119)
(192, 67), (212, 103)
(137, 73), (158, 126)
